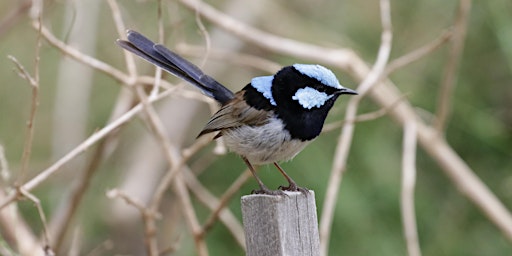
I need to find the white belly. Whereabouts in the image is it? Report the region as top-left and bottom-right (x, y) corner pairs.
(222, 117), (312, 165)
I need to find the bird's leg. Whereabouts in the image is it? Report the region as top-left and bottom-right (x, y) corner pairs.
(273, 162), (309, 194)
(242, 157), (285, 196)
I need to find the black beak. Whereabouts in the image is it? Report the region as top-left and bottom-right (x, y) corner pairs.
(337, 87), (358, 95)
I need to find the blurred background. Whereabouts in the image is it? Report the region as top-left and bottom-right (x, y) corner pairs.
(0, 0), (511, 255)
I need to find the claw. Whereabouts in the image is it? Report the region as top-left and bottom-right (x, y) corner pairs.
(252, 187), (287, 196)
(279, 183), (310, 196)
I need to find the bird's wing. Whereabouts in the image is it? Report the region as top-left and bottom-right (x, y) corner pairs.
(198, 91), (271, 138)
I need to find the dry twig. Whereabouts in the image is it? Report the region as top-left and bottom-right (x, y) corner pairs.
(385, 30), (453, 76)
(434, 0), (471, 133)
(401, 121), (421, 256)
(0, 87), (177, 210)
(8, 54), (39, 182)
(17, 188), (52, 252)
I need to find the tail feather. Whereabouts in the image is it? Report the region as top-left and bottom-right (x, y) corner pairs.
(117, 30), (235, 104)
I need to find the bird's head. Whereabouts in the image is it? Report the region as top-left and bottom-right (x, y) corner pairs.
(251, 64), (357, 111)
(249, 64), (357, 140)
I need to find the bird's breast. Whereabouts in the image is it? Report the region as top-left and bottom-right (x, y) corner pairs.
(222, 117), (312, 165)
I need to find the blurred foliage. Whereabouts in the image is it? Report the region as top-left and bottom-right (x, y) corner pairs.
(0, 0), (512, 255)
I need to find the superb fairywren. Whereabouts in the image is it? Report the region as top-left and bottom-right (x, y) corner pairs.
(117, 30), (357, 195)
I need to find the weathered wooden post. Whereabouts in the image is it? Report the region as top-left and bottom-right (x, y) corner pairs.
(241, 191), (320, 256)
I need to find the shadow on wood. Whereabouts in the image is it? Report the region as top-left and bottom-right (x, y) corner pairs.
(241, 191), (320, 256)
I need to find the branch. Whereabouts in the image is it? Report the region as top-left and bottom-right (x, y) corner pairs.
(434, 0), (471, 133)
(401, 121), (421, 256)
(385, 29), (453, 76)
(322, 94), (408, 133)
(106, 188), (162, 256)
(34, 22), (129, 84)
(0, 87), (177, 210)
(177, 0), (359, 69)
(8, 55), (39, 182)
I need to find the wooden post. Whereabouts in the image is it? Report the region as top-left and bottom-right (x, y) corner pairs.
(241, 191), (320, 256)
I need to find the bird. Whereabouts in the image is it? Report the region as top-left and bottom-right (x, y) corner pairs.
(117, 30), (357, 195)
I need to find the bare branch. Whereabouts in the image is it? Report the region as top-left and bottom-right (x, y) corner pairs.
(181, 169), (251, 248)
(0, 87), (178, 210)
(107, 188), (163, 256)
(106, 189), (160, 219)
(200, 169), (251, 236)
(322, 94), (408, 133)
(8, 55), (37, 86)
(401, 121), (421, 256)
(434, 0), (471, 133)
(0, 189), (43, 256)
(385, 30), (453, 76)
(177, 0), (358, 69)
(34, 22), (130, 84)
(173, 174), (209, 256)
(8, 17), (41, 184)
(176, 44), (282, 73)
(18, 188), (52, 252)
(50, 139), (107, 251)
(107, 0), (137, 78)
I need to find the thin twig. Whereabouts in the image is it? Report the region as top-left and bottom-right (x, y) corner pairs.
(434, 0), (471, 133)
(173, 174), (209, 256)
(107, 188), (163, 255)
(401, 121), (421, 256)
(320, 0), (393, 255)
(8, 54), (39, 182)
(107, 188), (163, 256)
(50, 139), (108, 251)
(0, 87), (178, 210)
(322, 94), (408, 133)
(385, 29), (453, 76)
(198, 169), (251, 242)
(34, 22), (129, 84)
(194, 1), (211, 68)
(150, 0), (164, 98)
(108, 0), (137, 78)
(18, 188), (53, 254)
(106, 189), (160, 219)
(181, 168), (246, 248)
(176, 44), (281, 73)
(177, 0), (358, 69)
(0, 189), (42, 255)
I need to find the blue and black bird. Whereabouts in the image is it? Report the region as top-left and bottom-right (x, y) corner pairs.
(117, 30), (357, 194)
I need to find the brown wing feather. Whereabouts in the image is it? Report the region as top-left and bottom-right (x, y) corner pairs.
(197, 90), (271, 138)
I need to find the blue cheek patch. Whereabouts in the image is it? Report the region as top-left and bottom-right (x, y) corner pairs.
(251, 75), (277, 106)
(293, 64), (342, 89)
(292, 87), (333, 109)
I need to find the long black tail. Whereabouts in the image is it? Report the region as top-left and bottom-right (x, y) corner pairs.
(116, 30), (235, 105)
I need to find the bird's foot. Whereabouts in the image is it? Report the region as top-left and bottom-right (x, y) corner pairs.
(252, 185), (287, 196)
(279, 183), (309, 195)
